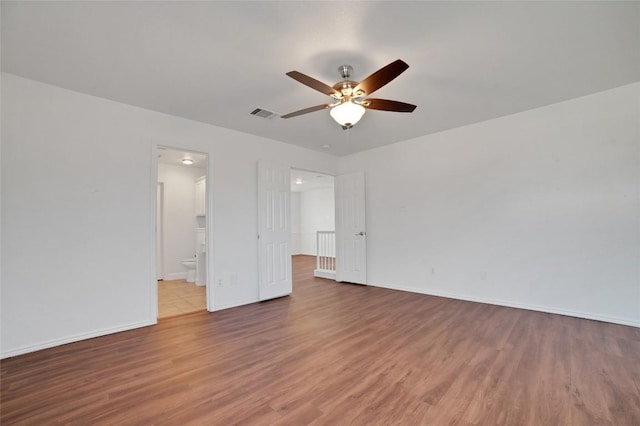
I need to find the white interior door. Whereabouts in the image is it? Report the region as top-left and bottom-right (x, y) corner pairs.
(335, 172), (367, 284)
(257, 161), (292, 300)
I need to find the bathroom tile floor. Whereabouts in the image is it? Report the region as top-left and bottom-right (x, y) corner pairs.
(157, 279), (206, 318)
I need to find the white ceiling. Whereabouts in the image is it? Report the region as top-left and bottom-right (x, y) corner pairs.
(157, 147), (207, 170)
(291, 169), (334, 193)
(2, 1), (638, 156)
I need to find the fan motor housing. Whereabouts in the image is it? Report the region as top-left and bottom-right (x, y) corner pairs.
(333, 80), (360, 97)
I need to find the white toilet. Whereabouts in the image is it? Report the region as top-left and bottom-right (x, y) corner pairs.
(181, 258), (197, 283)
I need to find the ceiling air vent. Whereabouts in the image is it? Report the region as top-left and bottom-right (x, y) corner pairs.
(250, 108), (278, 119)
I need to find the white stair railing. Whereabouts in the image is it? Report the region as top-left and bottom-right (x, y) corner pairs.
(314, 231), (336, 279)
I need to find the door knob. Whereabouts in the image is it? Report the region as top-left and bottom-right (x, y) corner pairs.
(355, 231), (366, 236)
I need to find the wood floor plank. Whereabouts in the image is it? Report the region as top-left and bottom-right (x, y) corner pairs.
(1, 255), (639, 425)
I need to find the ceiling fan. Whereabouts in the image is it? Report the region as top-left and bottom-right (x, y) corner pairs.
(281, 59), (417, 129)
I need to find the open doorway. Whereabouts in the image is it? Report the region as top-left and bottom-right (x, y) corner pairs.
(156, 146), (208, 318)
(290, 168), (336, 284)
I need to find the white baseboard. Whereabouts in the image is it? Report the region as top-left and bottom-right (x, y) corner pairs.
(366, 282), (640, 328)
(164, 272), (187, 281)
(314, 269), (336, 280)
(214, 298), (258, 312)
(1, 320), (156, 359)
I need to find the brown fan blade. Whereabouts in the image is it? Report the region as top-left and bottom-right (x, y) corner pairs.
(286, 71), (342, 98)
(353, 59), (409, 97)
(362, 98), (417, 112)
(281, 104), (330, 119)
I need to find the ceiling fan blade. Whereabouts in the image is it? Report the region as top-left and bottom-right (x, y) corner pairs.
(286, 71), (342, 98)
(353, 59), (409, 97)
(281, 104), (330, 119)
(362, 98), (417, 112)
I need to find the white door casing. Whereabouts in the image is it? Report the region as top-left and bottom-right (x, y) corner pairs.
(156, 182), (164, 280)
(335, 172), (367, 284)
(257, 161), (292, 300)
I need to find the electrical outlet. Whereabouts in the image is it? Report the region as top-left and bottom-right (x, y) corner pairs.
(480, 271), (487, 281)
(217, 279), (224, 287)
(431, 267), (435, 275)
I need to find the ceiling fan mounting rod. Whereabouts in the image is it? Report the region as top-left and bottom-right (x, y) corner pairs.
(334, 65), (357, 97)
(338, 64), (353, 80)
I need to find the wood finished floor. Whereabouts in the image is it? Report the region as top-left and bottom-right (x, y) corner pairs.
(158, 279), (206, 318)
(1, 255), (639, 425)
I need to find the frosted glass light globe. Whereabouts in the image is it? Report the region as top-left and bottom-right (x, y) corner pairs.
(329, 101), (365, 127)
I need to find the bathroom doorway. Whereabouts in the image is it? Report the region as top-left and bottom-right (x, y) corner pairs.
(156, 146), (209, 318)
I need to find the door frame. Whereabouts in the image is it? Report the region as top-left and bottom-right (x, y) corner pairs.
(288, 167), (367, 285)
(289, 166), (336, 260)
(156, 182), (164, 281)
(151, 142), (213, 322)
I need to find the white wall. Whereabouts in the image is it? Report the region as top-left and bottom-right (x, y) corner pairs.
(1, 73), (637, 358)
(299, 188), (335, 256)
(0, 12), (3, 357)
(291, 191), (301, 255)
(157, 164), (204, 279)
(0, 73), (336, 357)
(339, 82), (640, 327)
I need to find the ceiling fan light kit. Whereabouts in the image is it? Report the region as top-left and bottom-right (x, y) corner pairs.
(282, 59), (417, 129)
(329, 101), (366, 128)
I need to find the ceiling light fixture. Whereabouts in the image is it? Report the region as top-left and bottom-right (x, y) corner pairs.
(329, 101), (365, 128)
(282, 61), (416, 130)
(181, 158), (194, 165)
(295, 178), (303, 185)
